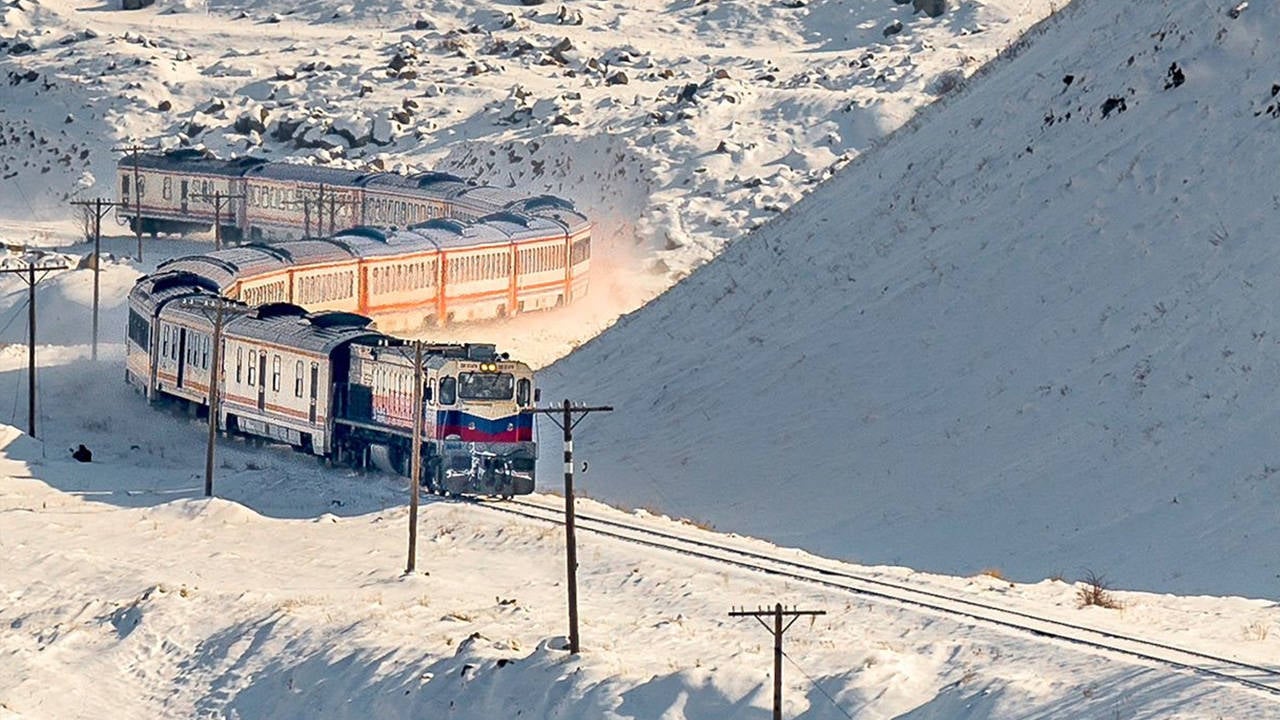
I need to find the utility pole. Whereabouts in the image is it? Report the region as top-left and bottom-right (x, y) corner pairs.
(286, 184), (360, 238)
(728, 604), (826, 720)
(192, 191), (245, 251)
(180, 296), (250, 497)
(521, 399), (613, 654)
(69, 198), (119, 360)
(0, 258), (70, 438)
(112, 143), (155, 261)
(406, 340), (424, 574)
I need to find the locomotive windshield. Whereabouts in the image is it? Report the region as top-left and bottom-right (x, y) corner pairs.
(457, 372), (515, 400)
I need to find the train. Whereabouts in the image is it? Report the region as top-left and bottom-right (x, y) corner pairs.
(116, 149), (592, 328)
(125, 270), (539, 497)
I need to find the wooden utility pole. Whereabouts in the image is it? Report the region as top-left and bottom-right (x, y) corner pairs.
(112, 143), (155, 261)
(406, 340), (424, 574)
(287, 184), (360, 238)
(728, 604), (826, 720)
(70, 198), (119, 360)
(192, 191), (245, 251)
(521, 399), (613, 654)
(0, 259), (70, 438)
(181, 296), (250, 497)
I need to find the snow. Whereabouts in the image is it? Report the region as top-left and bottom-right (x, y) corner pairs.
(4, 0), (1280, 717)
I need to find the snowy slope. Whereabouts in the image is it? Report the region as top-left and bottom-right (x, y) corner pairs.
(0, 0), (1063, 363)
(541, 0), (1280, 599)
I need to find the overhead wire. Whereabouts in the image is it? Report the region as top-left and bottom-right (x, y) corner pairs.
(781, 649), (856, 720)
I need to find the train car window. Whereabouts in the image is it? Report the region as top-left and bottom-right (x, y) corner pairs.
(121, 175), (130, 199)
(458, 372), (514, 401)
(295, 360), (304, 397)
(161, 326), (170, 358)
(272, 355), (281, 392)
(423, 380), (433, 402)
(136, 177), (146, 199)
(517, 378), (531, 407)
(247, 351), (257, 386)
(202, 336), (209, 370)
(236, 346), (243, 383)
(439, 376), (457, 406)
(162, 177), (172, 201)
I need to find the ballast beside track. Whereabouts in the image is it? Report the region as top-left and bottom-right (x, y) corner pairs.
(476, 495), (1280, 699)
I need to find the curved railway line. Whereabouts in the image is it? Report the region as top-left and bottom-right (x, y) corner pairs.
(476, 495), (1280, 700)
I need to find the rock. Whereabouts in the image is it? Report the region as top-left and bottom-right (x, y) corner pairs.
(64, 114), (74, 124)
(8, 41), (35, 55)
(275, 66), (297, 80)
(605, 70), (628, 86)
(556, 5), (583, 24)
(332, 113), (373, 147)
(392, 109), (412, 124)
(549, 37), (574, 64)
(713, 68), (731, 80)
(371, 115), (394, 146)
(414, 17), (433, 30)
(678, 82), (699, 103)
(264, 12), (283, 23)
(121, 0), (156, 9)
(913, 0), (947, 17)
(175, 49), (191, 61)
(519, 0), (545, 5)
(402, 97), (420, 111)
(204, 97), (226, 114)
(233, 108), (268, 135)
(389, 53), (411, 72)
(157, 99), (172, 112)
(270, 116), (303, 141)
(883, 20), (903, 37)
(185, 119), (207, 137)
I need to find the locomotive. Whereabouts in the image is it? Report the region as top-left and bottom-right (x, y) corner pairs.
(116, 150), (591, 328)
(126, 271), (538, 496)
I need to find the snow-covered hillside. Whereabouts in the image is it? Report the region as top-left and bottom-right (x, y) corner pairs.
(0, 0), (1063, 362)
(542, 0), (1280, 600)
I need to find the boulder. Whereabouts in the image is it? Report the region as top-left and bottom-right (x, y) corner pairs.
(913, 0), (947, 17)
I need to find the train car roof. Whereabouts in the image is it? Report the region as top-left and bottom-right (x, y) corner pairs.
(117, 150), (268, 176)
(128, 271), (222, 311)
(453, 185), (529, 212)
(243, 162), (369, 186)
(407, 219), (510, 249)
(509, 195), (591, 231)
(361, 171), (471, 197)
(248, 239), (356, 266)
(476, 211), (569, 240)
(222, 305), (381, 355)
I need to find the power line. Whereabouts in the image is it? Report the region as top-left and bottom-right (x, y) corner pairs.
(780, 650), (855, 720)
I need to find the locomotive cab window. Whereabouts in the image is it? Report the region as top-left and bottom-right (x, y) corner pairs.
(439, 376), (457, 406)
(517, 378), (531, 407)
(457, 372), (514, 401)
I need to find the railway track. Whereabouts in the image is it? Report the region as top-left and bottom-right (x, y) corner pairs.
(477, 495), (1280, 699)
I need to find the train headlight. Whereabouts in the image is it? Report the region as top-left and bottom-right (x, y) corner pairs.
(479, 362), (498, 372)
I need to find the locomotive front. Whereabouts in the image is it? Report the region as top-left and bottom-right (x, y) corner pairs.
(428, 352), (537, 497)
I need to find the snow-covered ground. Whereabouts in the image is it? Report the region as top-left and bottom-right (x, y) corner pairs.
(7, 0), (1280, 716)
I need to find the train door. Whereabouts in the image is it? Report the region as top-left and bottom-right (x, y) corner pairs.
(257, 353), (267, 411)
(309, 362), (319, 423)
(180, 180), (189, 213)
(176, 328), (188, 388)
